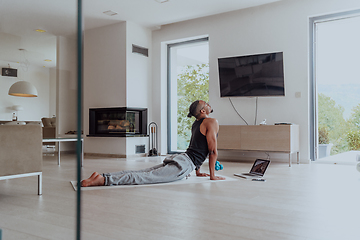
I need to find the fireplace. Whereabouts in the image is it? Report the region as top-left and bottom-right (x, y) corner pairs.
(88, 107), (147, 137)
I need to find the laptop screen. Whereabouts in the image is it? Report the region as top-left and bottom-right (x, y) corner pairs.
(249, 159), (270, 175)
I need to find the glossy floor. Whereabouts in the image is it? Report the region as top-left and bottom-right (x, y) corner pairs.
(0, 153), (359, 240)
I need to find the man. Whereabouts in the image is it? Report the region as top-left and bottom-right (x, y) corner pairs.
(81, 100), (225, 187)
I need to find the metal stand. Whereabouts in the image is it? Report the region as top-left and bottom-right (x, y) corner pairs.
(148, 122), (158, 156)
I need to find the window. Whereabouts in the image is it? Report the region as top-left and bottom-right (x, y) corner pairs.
(167, 38), (209, 153)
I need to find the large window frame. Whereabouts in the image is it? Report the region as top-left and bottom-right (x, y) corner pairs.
(309, 9), (360, 161)
(167, 37), (209, 154)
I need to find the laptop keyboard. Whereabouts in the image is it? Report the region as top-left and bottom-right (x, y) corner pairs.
(243, 173), (260, 176)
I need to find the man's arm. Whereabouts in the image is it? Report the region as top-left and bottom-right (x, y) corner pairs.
(204, 119), (225, 180)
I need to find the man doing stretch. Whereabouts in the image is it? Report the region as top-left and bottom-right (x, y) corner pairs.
(81, 100), (225, 187)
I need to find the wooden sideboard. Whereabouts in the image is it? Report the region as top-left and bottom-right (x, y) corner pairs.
(217, 124), (300, 166)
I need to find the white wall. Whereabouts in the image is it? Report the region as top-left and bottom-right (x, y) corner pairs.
(151, 0), (360, 163)
(126, 137), (148, 156)
(125, 22), (152, 156)
(56, 36), (77, 136)
(0, 60), (51, 121)
(83, 21), (152, 156)
(55, 36), (78, 151)
(83, 22), (127, 155)
(49, 68), (56, 117)
(126, 21), (152, 110)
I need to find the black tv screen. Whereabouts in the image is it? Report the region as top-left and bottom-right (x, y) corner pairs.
(218, 52), (284, 97)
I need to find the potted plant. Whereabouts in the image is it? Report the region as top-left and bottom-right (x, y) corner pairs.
(347, 130), (360, 151)
(318, 127), (333, 158)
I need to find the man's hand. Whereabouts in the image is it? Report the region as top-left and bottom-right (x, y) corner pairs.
(196, 169), (210, 177)
(210, 175), (226, 180)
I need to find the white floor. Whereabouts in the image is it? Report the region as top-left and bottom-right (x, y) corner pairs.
(0, 153), (359, 240)
(315, 150), (360, 165)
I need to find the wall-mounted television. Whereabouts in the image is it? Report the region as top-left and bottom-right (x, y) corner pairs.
(218, 52), (284, 97)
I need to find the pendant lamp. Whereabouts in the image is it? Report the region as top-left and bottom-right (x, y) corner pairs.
(8, 81), (38, 97)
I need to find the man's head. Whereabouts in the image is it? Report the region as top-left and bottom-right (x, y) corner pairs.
(187, 100), (213, 119)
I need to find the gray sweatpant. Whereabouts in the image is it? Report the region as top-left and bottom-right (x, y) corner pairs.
(102, 153), (195, 185)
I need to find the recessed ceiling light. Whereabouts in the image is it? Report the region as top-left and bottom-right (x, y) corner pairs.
(35, 29), (46, 33)
(155, 0), (169, 3)
(44, 59), (52, 62)
(103, 10), (118, 16)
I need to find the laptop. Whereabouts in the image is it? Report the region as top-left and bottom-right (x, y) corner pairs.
(234, 159), (270, 179)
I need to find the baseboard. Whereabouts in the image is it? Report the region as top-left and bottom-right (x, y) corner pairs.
(84, 153), (127, 158)
(126, 153), (148, 158)
(84, 153), (149, 159)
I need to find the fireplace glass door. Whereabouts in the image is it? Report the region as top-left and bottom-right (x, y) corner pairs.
(97, 111), (140, 134)
(89, 107), (147, 137)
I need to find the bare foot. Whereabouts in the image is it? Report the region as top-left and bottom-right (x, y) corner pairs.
(81, 172), (105, 187)
(81, 172), (98, 187)
(210, 175), (226, 181)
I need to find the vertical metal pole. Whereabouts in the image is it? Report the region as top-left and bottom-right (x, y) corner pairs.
(167, 45), (171, 153)
(76, 0), (83, 239)
(58, 142), (61, 165)
(38, 173), (42, 195)
(152, 126), (155, 151)
(309, 17), (316, 161)
(81, 139), (84, 167)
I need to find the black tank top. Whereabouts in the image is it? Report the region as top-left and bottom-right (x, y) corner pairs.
(185, 118), (209, 170)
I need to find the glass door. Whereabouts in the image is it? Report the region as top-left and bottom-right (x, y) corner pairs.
(167, 38), (209, 153)
(0, 0), (81, 239)
(314, 15), (360, 159)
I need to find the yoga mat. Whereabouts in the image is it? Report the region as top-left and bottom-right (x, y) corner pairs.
(70, 175), (237, 191)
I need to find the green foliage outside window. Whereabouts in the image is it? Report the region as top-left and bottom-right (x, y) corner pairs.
(318, 93), (348, 154)
(177, 63), (209, 150)
(318, 127), (329, 144)
(347, 130), (360, 150)
(318, 93), (360, 154)
(347, 104), (360, 150)
(348, 104), (360, 129)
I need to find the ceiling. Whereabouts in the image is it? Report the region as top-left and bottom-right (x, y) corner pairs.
(0, 0), (284, 69)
